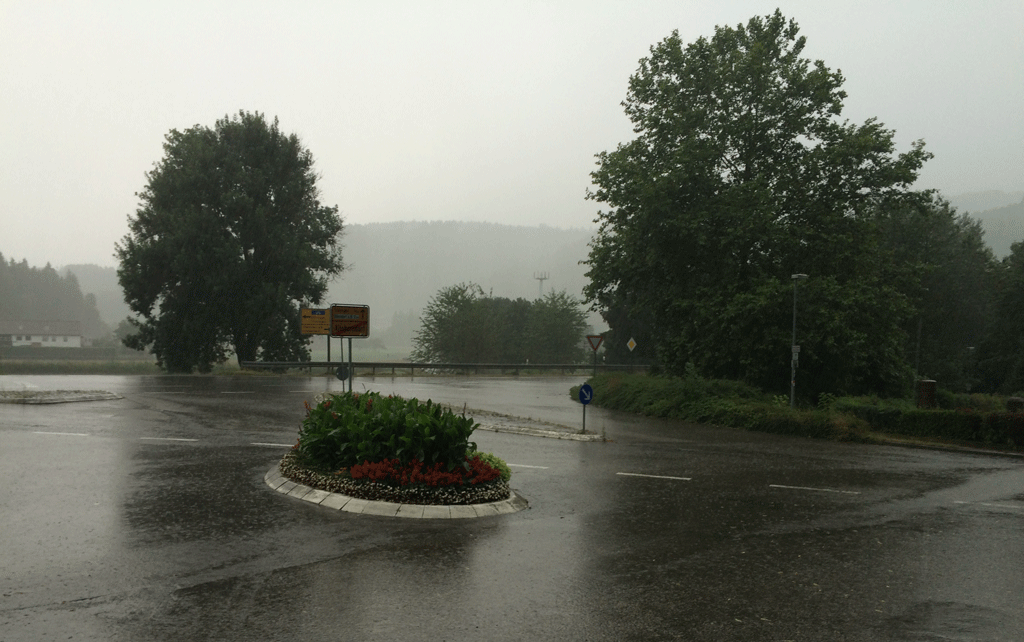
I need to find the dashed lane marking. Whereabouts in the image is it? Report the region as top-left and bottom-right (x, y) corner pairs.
(33, 431), (89, 437)
(508, 464), (549, 469)
(770, 484), (860, 495)
(617, 472), (692, 481)
(140, 437), (199, 442)
(220, 391), (256, 394)
(251, 442), (294, 448)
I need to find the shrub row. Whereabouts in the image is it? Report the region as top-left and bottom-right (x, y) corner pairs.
(578, 373), (849, 440)
(580, 373), (1023, 449)
(836, 398), (1024, 447)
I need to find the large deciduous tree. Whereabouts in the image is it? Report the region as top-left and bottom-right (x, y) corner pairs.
(116, 111), (345, 373)
(584, 11), (931, 397)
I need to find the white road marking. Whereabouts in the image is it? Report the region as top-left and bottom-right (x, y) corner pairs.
(220, 391), (255, 394)
(508, 463), (549, 469)
(140, 437), (199, 442)
(33, 431), (89, 437)
(617, 472), (692, 481)
(954, 501), (1024, 511)
(251, 442), (294, 448)
(770, 484), (860, 495)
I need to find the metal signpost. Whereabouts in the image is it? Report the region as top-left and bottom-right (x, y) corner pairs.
(578, 382), (593, 433)
(330, 304), (370, 393)
(790, 274), (808, 407)
(586, 335), (604, 377)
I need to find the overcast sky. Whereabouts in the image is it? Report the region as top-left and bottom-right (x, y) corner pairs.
(2, 0), (1022, 268)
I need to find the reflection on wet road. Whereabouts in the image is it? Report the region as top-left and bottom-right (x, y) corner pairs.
(2, 374), (1023, 641)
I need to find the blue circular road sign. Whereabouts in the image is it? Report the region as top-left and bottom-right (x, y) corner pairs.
(578, 383), (594, 405)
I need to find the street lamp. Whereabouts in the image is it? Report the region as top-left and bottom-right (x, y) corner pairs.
(790, 273), (808, 407)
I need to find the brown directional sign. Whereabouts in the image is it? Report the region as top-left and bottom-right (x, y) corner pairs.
(330, 304), (370, 337)
(300, 308), (331, 335)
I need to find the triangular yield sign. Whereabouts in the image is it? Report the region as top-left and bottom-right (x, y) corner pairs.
(587, 335), (604, 352)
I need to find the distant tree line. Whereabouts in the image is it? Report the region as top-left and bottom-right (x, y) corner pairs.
(584, 11), (1024, 398)
(0, 253), (108, 339)
(411, 284), (589, 365)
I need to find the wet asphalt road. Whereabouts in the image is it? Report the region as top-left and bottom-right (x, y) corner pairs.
(1, 374), (1023, 641)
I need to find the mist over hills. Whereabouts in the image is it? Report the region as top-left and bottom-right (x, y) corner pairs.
(948, 190), (1024, 258)
(328, 221), (597, 332)
(55, 222), (599, 352)
(50, 192), (1022, 349)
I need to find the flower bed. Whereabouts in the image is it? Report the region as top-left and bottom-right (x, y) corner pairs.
(280, 391), (512, 505)
(278, 450), (511, 505)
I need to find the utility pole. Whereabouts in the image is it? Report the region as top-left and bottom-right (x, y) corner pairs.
(791, 273), (808, 407)
(534, 271), (549, 298)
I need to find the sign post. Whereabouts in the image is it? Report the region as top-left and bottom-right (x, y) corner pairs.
(578, 382), (593, 434)
(331, 304), (370, 393)
(586, 335), (604, 378)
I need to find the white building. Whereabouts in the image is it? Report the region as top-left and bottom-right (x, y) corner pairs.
(0, 320), (82, 348)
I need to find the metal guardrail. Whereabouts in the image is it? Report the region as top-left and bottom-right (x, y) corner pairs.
(239, 361), (647, 375)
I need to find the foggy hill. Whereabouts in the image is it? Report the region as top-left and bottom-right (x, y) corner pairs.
(59, 264), (132, 330)
(61, 222), (600, 345)
(948, 190), (1024, 258)
(948, 190), (1024, 213)
(1, 254), (109, 339)
(327, 221), (599, 336)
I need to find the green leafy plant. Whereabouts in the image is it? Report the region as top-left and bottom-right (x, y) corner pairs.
(297, 391), (478, 472)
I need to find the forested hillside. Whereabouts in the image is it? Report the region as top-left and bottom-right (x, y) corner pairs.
(0, 253), (109, 339)
(59, 264), (131, 331)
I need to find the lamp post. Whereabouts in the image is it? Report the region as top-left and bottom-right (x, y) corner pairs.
(790, 273), (808, 407)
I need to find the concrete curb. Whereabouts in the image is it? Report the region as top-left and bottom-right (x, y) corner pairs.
(265, 465), (529, 518)
(0, 390), (123, 404)
(475, 423), (604, 441)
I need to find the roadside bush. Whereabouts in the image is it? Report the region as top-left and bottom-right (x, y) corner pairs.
(935, 390), (1006, 412)
(578, 373), (847, 440)
(896, 409), (984, 442)
(297, 391), (478, 472)
(985, 413), (1024, 448)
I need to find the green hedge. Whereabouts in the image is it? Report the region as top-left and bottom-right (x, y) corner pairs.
(832, 398), (1021, 448)
(579, 373), (1022, 449)
(577, 373), (849, 440)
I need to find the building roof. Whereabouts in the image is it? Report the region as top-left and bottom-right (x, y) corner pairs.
(0, 320), (82, 336)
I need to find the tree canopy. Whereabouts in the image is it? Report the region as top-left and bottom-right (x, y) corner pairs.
(978, 241), (1024, 393)
(116, 111), (344, 372)
(412, 284), (589, 365)
(584, 11), (933, 397)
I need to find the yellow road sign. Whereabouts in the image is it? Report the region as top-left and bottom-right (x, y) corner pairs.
(301, 308), (331, 335)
